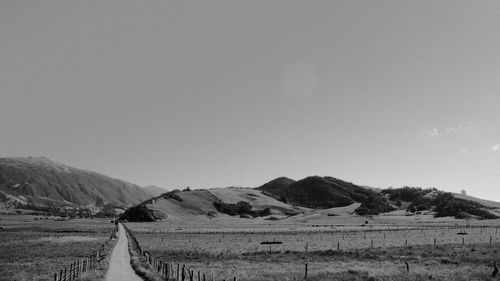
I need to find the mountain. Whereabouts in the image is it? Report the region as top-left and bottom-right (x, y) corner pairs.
(141, 185), (168, 197)
(258, 176), (378, 209)
(0, 157), (150, 207)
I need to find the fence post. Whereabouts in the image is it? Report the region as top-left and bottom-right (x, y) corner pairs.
(304, 263), (308, 279)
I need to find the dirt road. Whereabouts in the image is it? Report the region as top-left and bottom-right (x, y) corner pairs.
(105, 223), (142, 281)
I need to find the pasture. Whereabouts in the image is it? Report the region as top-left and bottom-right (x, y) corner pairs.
(0, 215), (115, 281)
(126, 219), (500, 281)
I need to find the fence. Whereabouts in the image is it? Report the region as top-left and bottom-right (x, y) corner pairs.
(52, 224), (119, 281)
(123, 224), (239, 281)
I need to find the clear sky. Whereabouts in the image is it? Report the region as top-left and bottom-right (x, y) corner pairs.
(1, 1), (499, 200)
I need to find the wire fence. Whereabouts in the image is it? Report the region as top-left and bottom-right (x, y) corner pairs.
(123, 223), (239, 281)
(52, 224), (118, 281)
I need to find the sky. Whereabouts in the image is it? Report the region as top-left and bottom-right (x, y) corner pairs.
(1, 1), (499, 200)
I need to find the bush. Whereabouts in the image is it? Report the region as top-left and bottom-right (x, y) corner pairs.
(213, 201), (270, 217)
(120, 205), (166, 222)
(355, 194), (395, 216)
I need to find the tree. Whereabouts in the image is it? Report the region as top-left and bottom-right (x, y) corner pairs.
(95, 197), (104, 207)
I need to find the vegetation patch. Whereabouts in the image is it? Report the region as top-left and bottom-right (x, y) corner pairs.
(381, 187), (498, 219)
(212, 201), (270, 217)
(120, 205), (166, 222)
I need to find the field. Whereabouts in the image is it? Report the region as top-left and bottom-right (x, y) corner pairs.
(126, 217), (500, 281)
(0, 215), (116, 281)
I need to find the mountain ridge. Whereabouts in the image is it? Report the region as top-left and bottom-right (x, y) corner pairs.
(0, 156), (150, 207)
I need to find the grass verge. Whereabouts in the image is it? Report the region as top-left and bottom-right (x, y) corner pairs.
(122, 224), (163, 281)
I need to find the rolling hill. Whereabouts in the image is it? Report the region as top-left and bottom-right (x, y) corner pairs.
(141, 185), (168, 197)
(0, 157), (150, 207)
(258, 176), (380, 209)
(119, 176), (500, 222)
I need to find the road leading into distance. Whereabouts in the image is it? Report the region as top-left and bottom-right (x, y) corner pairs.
(105, 223), (142, 281)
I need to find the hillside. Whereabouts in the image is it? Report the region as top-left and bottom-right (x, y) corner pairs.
(141, 185), (168, 197)
(209, 187), (305, 216)
(381, 187), (499, 220)
(120, 187), (308, 222)
(0, 157), (150, 207)
(259, 176), (382, 209)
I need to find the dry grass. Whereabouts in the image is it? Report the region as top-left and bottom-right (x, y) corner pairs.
(77, 238), (116, 281)
(122, 224), (164, 281)
(0, 216), (115, 281)
(127, 220), (500, 281)
(132, 226), (500, 255)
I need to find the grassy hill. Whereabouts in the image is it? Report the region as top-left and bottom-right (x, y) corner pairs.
(120, 187), (308, 222)
(141, 185), (168, 197)
(382, 187), (498, 219)
(259, 176), (385, 209)
(0, 157), (150, 208)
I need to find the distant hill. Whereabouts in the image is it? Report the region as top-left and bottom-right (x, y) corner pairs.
(0, 157), (150, 207)
(259, 177), (296, 194)
(141, 185), (168, 197)
(115, 174), (500, 222)
(381, 187), (498, 220)
(258, 176), (380, 209)
(120, 187), (306, 222)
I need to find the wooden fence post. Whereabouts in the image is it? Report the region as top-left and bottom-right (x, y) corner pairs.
(304, 263), (308, 279)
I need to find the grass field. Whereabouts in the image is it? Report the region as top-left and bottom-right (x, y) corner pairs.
(0, 215), (116, 281)
(126, 218), (500, 281)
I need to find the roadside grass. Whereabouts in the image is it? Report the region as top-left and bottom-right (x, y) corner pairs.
(78, 237), (116, 281)
(0, 217), (115, 281)
(123, 224), (164, 281)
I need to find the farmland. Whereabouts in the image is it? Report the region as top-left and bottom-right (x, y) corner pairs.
(0, 215), (116, 281)
(126, 219), (500, 281)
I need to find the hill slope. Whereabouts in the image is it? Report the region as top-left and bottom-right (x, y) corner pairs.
(0, 157), (150, 207)
(259, 176), (380, 209)
(141, 185), (168, 197)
